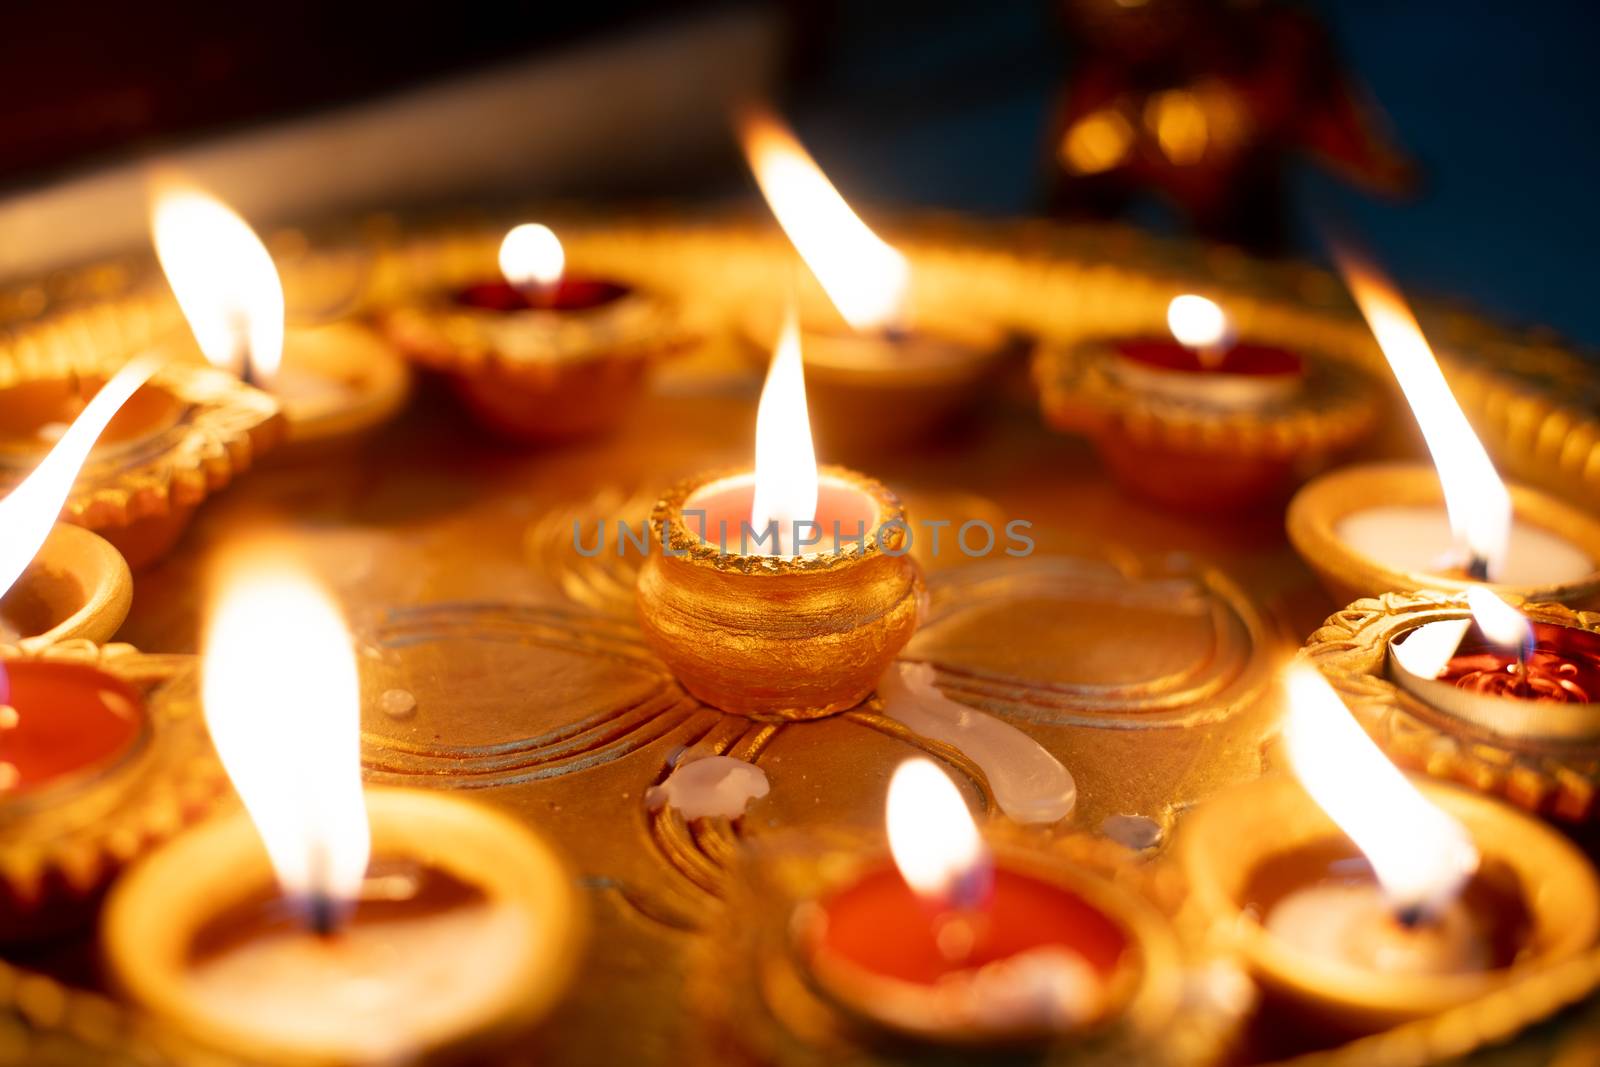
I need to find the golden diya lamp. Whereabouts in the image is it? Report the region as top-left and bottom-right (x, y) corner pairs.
(736, 108), (1016, 455)
(1181, 666), (1600, 1040)
(150, 182), (412, 457)
(1288, 252), (1600, 606)
(1306, 587), (1600, 820)
(1034, 292), (1379, 512)
(693, 759), (1241, 1064)
(636, 313), (923, 720)
(103, 542), (584, 1066)
(0, 639), (224, 943)
(375, 219), (693, 444)
(0, 343), (282, 570)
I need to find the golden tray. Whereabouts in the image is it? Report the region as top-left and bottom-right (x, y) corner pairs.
(1, 208), (1598, 1066)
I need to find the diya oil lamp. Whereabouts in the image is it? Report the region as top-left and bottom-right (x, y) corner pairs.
(736, 108), (1015, 452)
(1288, 254), (1600, 606)
(0, 640), (224, 943)
(151, 183), (412, 456)
(1034, 292), (1379, 511)
(774, 759), (1182, 1048)
(0, 341), (282, 570)
(103, 544), (583, 1066)
(1305, 588), (1600, 819)
(376, 220), (693, 444)
(1387, 588), (1600, 740)
(635, 314), (923, 720)
(1181, 666), (1600, 1037)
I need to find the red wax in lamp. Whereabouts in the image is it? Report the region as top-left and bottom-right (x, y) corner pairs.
(1115, 338), (1303, 378)
(684, 473), (879, 552)
(1438, 622), (1600, 703)
(815, 863), (1128, 986)
(0, 661), (146, 797)
(454, 278), (629, 314)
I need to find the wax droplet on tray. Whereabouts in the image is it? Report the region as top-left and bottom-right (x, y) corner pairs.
(380, 689), (417, 719)
(644, 756), (770, 820)
(878, 662), (1076, 825)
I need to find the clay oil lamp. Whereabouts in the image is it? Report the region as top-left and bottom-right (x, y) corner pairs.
(635, 314), (923, 720)
(0, 345), (281, 570)
(103, 543), (583, 1066)
(376, 220), (692, 444)
(1387, 588), (1600, 740)
(1034, 292), (1378, 511)
(784, 759), (1181, 1047)
(736, 107), (1015, 453)
(0, 637), (223, 942)
(1304, 588), (1600, 819)
(1288, 253), (1600, 606)
(1182, 666), (1600, 1038)
(151, 182), (411, 457)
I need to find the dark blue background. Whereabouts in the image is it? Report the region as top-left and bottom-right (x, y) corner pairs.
(784, 2), (1600, 350)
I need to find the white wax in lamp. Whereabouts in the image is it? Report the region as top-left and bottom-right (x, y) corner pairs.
(1265, 883), (1488, 976)
(1336, 505), (1593, 585)
(185, 894), (534, 1063)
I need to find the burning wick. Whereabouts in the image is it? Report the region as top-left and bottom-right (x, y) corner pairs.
(1166, 294), (1231, 371)
(151, 182), (285, 392)
(737, 105), (910, 335)
(1334, 247), (1510, 583)
(887, 759), (995, 963)
(1273, 667), (1487, 973)
(749, 310), (819, 556)
(499, 223), (565, 302)
(202, 543), (370, 939)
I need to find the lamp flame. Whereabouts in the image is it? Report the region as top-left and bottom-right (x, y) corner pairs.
(1391, 618), (1472, 681)
(1335, 251), (1510, 579)
(750, 311), (818, 554)
(0, 356), (162, 600)
(1285, 665), (1478, 918)
(1167, 294), (1231, 368)
(499, 223), (565, 290)
(886, 758), (991, 909)
(738, 106), (909, 332)
(150, 183), (285, 387)
(202, 542), (369, 927)
(1466, 587), (1534, 656)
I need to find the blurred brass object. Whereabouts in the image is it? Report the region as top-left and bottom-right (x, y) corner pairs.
(1286, 463), (1600, 607)
(0, 642), (223, 943)
(271, 323), (411, 455)
(741, 300), (1017, 452)
(1303, 590), (1600, 820)
(1032, 337), (1378, 512)
(0, 359), (284, 569)
(1180, 775), (1600, 1038)
(0, 523), (132, 649)
(104, 788), (585, 1067)
(694, 828), (1246, 1066)
(377, 285), (693, 444)
(636, 466), (923, 720)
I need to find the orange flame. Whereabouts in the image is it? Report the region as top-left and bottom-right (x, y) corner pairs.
(1285, 665), (1478, 916)
(0, 356), (162, 599)
(202, 542), (369, 922)
(151, 182), (285, 386)
(1336, 251), (1510, 577)
(738, 106), (909, 332)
